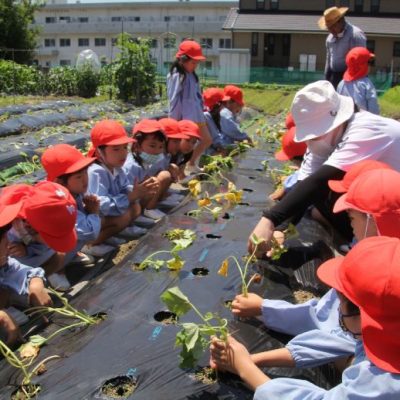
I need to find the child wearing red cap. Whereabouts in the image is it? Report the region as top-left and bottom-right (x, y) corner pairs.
(0, 186), (52, 344)
(87, 120), (148, 242)
(41, 144), (124, 262)
(220, 85), (252, 146)
(210, 236), (400, 399)
(167, 40), (213, 173)
(6, 181), (77, 291)
(124, 119), (173, 220)
(337, 47), (379, 115)
(202, 87), (229, 153)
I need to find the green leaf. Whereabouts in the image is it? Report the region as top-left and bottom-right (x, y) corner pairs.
(180, 323), (200, 351)
(171, 238), (193, 252)
(161, 287), (192, 316)
(29, 335), (47, 347)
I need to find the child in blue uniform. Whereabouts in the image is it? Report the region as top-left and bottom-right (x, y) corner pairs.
(87, 120), (147, 244)
(167, 40), (212, 173)
(211, 236), (400, 399)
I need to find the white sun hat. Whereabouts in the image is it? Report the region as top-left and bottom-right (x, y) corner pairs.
(291, 80), (354, 142)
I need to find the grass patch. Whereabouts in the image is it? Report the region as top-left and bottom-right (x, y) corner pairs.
(0, 94), (110, 107)
(379, 85), (400, 119)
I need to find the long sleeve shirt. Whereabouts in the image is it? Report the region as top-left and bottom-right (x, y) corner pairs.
(254, 341), (400, 400)
(325, 22), (366, 74)
(220, 108), (249, 144)
(337, 77), (380, 115)
(167, 70), (205, 123)
(0, 257), (45, 296)
(87, 163), (132, 217)
(204, 111), (227, 148)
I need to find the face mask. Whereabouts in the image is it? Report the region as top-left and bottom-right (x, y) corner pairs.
(140, 152), (164, 165)
(306, 125), (344, 158)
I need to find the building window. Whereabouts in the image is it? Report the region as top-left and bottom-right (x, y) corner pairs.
(78, 38), (89, 47)
(200, 38), (213, 49)
(219, 38), (232, 48)
(355, 0), (364, 13)
(111, 16), (122, 22)
(341, 0), (350, 6)
(112, 38), (118, 46)
(370, 0), (380, 14)
(60, 60), (71, 66)
(44, 38), (55, 47)
(95, 38), (106, 46)
(164, 37), (176, 48)
(251, 32), (258, 57)
(205, 61), (212, 70)
(325, 0), (335, 7)
(78, 17), (88, 23)
(282, 34), (290, 57)
(59, 38), (71, 47)
(59, 16), (71, 23)
(267, 34), (275, 55)
(367, 40), (375, 66)
(134, 17), (140, 21)
(270, 0), (279, 10)
(45, 17), (56, 23)
(45, 61), (51, 67)
(393, 42), (400, 57)
(256, 0), (264, 10)
(188, 16), (195, 21)
(151, 39), (158, 48)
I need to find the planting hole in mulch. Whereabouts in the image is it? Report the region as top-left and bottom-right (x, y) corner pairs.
(191, 267), (209, 276)
(206, 234), (221, 239)
(193, 366), (217, 385)
(254, 168), (264, 172)
(248, 176), (256, 180)
(101, 375), (137, 399)
(153, 311), (178, 325)
(12, 385), (41, 400)
(222, 212), (231, 220)
(242, 188), (254, 192)
(92, 311), (108, 321)
(238, 202), (250, 206)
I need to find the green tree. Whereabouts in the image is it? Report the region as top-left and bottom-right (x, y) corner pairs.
(114, 33), (156, 104)
(0, 0), (42, 64)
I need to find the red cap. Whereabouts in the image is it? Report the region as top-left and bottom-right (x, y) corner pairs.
(175, 40), (205, 61)
(275, 126), (307, 161)
(222, 85), (244, 107)
(20, 181), (77, 252)
(329, 160), (392, 193)
(203, 88), (224, 110)
(132, 119), (165, 136)
(159, 118), (188, 139)
(317, 236), (400, 374)
(0, 185), (27, 227)
(285, 112), (295, 129)
(344, 47), (374, 82)
(178, 120), (202, 140)
(89, 120), (134, 157)
(333, 169), (400, 238)
(42, 144), (96, 182)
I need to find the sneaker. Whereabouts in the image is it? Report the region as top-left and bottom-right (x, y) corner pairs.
(105, 236), (127, 246)
(119, 225), (148, 239)
(81, 244), (116, 257)
(47, 273), (71, 292)
(71, 252), (95, 266)
(135, 215), (157, 228)
(143, 208), (166, 221)
(6, 307), (29, 326)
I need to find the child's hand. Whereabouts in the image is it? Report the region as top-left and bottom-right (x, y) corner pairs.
(28, 278), (53, 307)
(0, 310), (21, 345)
(168, 164), (180, 182)
(269, 187), (286, 201)
(231, 293), (263, 317)
(83, 194), (100, 215)
(134, 177), (159, 198)
(7, 243), (27, 258)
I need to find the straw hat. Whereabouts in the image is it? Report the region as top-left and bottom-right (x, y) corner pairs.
(318, 7), (348, 30)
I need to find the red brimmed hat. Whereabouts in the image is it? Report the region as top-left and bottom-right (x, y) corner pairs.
(0, 185), (28, 227)
(222, 85), (244, 107)
(285, 112), (295, 129)
(317, 236), (400, 374)
(20, 181), (77, 252)
(203, 88), (224, 110)
(42, 144), (96, 182)
(329, 160), (392, 193)
(132, 119), (165, 136)
(159, 118), (188, 139)
(344, 47), (375, 82)
(178, 120), (202, 140)
(275, 126), (307, 161)
(333, 169), (400, 238)
(88, 120), (134, 157)
(175, 40), (205, 61)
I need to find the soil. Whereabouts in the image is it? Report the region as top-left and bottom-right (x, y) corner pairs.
(293, 290), (318, 304)
(191, 267), (209, 276)
(112, 240), (139, 265)
(11, 385), (41, 400)
(101, 376), (136, 399)
(193, 367), (217, 385)
(154, 311), (178, 325)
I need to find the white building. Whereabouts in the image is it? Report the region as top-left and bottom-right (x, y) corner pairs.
(34, 0), (236, 76)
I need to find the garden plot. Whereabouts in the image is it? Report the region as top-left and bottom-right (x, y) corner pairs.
(0, 143), (339, 399)
(0, 100), (76, 118)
